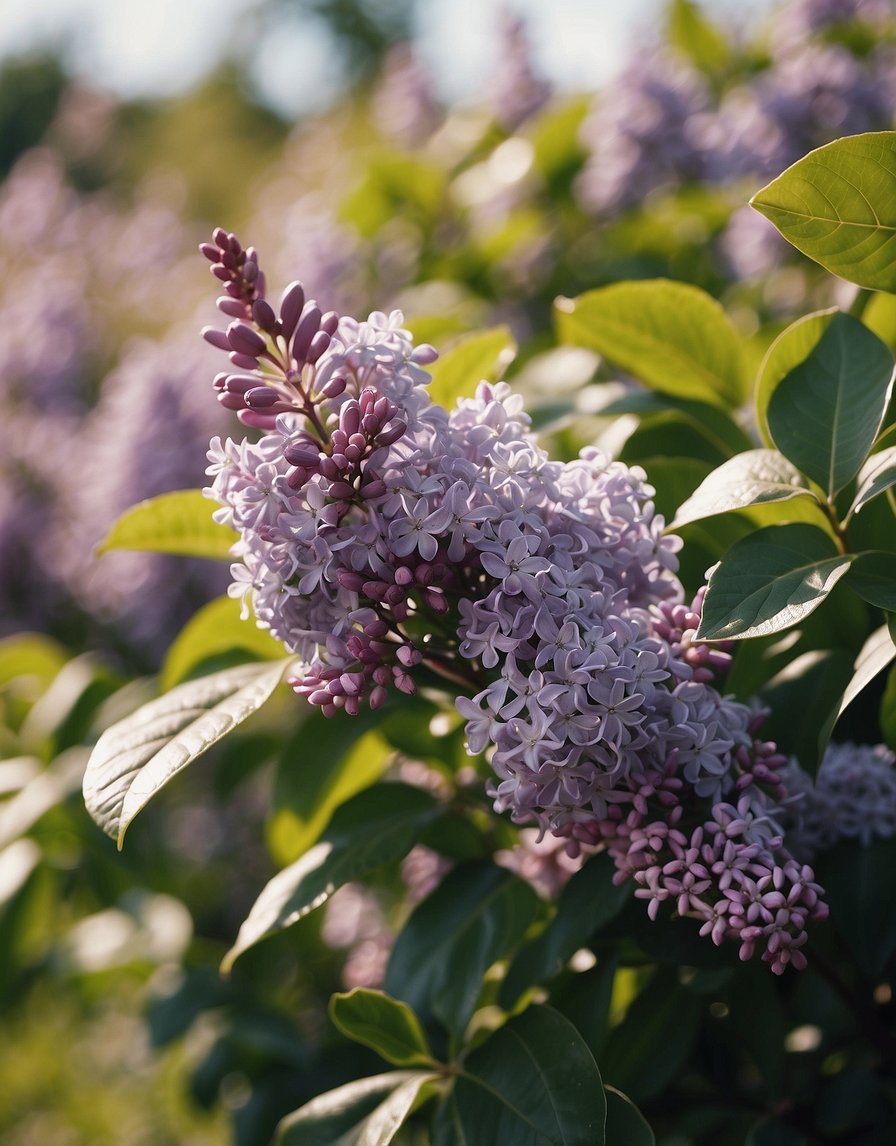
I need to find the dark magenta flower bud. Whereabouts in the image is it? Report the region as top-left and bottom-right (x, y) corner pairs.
(283, 443), (320, 468)
(252, 298), (277, 332)
(278, 281), (306, 341)
(202, 326), (231, 350)
(226, 321), (267, 357)
(244, 386), (282, 409)
(217, 296), (246, 317)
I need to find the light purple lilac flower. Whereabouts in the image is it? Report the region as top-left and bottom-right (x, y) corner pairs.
(200, 228), (827, 970)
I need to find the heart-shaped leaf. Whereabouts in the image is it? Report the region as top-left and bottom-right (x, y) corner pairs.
(555, 280), (747, 407)
(750, 132), (896, 291)
(83, 660), (292, 846)
(697, 524), (855, 640)
(97, 489), (238, 560)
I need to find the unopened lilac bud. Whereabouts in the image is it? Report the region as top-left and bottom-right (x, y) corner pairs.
(224, 374), (260, 395)
(320, 375), (347, 399)
(422, 589), (448, 614)
(202, 326), (231, 350)
(227, 321), (267, 357)
(253, 298), (277, 332)
(364, 619), (390, 638)
(244, 387), (282, 409)
(373, 396), (392, 421)
(370, 686), (388, 709)
(243, 258), (258, 284)
(412, 343), (439, 365)
(279, 281), (306, 340)
(200, 242), (220, 261)
(283, 443), (320, 468)
(287, 466), (309, 489)
(306, 330), (331, 364)
(212, 372), (229, 391)
(384, 584), (405, 606)
(217, 296), (246, 318)
(340, 404), (361, 436)
(394, 566), (414, 586)
(212, 264), (231, 282)
(375, 422), (407, 448)
(217, 392), (245, 410)
(229, 352), (260, 371)
(344, 443), (363, 464)
(319, 457), (340, 481)
(292, 303), (323, 360)
(359, 478), (386, 499)
(329, 480), (356, 500)
(212, 226), (229, 248)
(321, 311), (340, 336)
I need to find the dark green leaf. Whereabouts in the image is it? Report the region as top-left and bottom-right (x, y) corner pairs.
(555, 280), (747, 407)
(848, 551), (896, 610)
(83, 660), (292, 846)
(881, 656), (896, 748)
(750, 132), (896, 291)
(222, 783), (441, 972)
(745, 1119), (807, 1146)
(766, 312), (894, 499)
(329, 989), (438, 1068)
(670, 449), (817, 530)
(449, 1005), (606, 1146)
(760, 648), (856, 772)
(601, 969), (701, 1102)
(755, 308), (838, 445)
(500, 853), (629, 1009)
(276, 1071), (435, 1146)
(97, 489), (238, 559)
(550, 958), (618, 1063)
(604, 1086), (655, 1146)
(384, 861), (539, 1040)
(697, 524), (855, 640)
(817, 838), (896, 979)
(426, 327), (517, 408)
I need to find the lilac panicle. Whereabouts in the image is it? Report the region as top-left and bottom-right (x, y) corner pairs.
(200, 228), (827, 970)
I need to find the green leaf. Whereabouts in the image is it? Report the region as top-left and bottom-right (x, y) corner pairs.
(329, 989), (437, 1068)
(500, 852), (630, 1009)
(745, 1119), (807, 1146)
(755, 308), (838, 445)
(817, 838), (896, 979)
(555, 280), (747, 407)
(760, 649), (856, 772)
(604, 1086), (655, 1146)
(426, 327), (517, 408)
(697, 524), (855, 640)
(848, 551), (896, 609)
(276, 1071), (435, 1146)
(383, 861), (539, 1040)
(881, 648), (896, 748)
(601, 969), (701, 1102)
(222, 783), (441, 972)
(666, 0), (729, 73)
(750, 131), (896, 291)
(447, 1005), (606, 1146)
(0, 748), (86, 851)
(269, 706), (394, 865)
(82, 659), (292, 846)
(160, 595), (285, 691)
(848, 445), (896, 518)
(97, 489), (239, 559)
(670, 449), (817, 530)
(766, 312), (894, 499)
(0, 633), (68, 692)
(818, 624), (896, 756)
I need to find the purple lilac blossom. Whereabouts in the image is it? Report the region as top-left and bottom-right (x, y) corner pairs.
(487, 9), (552, 133)
(778, 742), (896, 856)
(576, 52), (713, 216)
(200, 229), (827, 971)
(372, 43), (443, 147)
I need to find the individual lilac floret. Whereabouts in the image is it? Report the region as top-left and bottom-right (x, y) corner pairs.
(778, 742), (896, 855)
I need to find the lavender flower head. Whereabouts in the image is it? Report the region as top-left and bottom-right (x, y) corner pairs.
(200, 228), (827, 972)
(487, 9), (552, 133)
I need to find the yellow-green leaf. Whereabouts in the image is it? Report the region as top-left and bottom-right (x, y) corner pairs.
(97, 489), (238, 560)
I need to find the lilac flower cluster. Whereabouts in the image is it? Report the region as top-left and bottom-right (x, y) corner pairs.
(779, 742), (896, 856)
(201, 230), (827, 970)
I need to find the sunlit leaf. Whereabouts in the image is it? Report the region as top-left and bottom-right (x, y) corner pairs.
(670, 449), (817, 530)
(555, 280), (747, 407)
(426, 326), (517, 408)
(223, 783), (441, 972)
(754, 308), (838, 444)
(697, 524), (855, 640)
(83, 659), (292, 846)
(849, 445), (896, 518)
(276, 1071), (436, 1146)
(765, 312), (894, 499)
(160, 595), (285, 691)
(329, 989), (438, 1069)
(97, 489), (238, 560)
(750, 132), (896, 291)
(817, 623), (896, 757)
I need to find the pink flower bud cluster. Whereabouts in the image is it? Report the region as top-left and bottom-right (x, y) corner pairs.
(200, 229), (827, 969)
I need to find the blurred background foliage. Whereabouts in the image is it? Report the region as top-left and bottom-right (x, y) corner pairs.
(3, 0), (896, 1142)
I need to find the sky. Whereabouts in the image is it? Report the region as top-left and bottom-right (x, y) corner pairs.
(0, 0), (774, 116)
